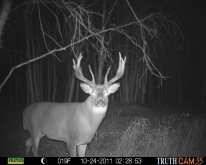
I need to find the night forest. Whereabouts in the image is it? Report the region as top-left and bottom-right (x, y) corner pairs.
(0, 0), (205, 157)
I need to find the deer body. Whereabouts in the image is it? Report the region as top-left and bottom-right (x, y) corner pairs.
(23, 101), (106, 155)
(23, 53), (126, 157)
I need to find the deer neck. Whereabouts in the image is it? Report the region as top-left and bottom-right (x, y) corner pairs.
(81, 96), (108, 126)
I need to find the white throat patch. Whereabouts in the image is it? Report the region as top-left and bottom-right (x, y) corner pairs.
(92, 106), (107, 114)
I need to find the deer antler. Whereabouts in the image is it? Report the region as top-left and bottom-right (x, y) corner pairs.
(104, 52), (126, 86)
(73, 53), (95, 85)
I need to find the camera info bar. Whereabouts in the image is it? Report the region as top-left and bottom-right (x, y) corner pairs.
(2, 157), (205, 165)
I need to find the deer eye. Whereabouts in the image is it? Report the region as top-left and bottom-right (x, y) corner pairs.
(92, 91), (96, 95)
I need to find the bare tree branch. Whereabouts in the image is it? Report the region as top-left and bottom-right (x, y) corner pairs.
(0, 0), (185, 91)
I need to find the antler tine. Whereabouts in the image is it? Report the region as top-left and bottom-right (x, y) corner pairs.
(104, 66), (111, 85)
(104, 52), (126, 86)
(88, 65), (95, 84)
(73, 53), (94, 85)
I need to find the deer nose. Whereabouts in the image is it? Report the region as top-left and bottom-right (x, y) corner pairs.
(97, 98), (105, 107)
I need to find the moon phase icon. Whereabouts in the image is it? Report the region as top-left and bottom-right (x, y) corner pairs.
(41, 158), (47, 164)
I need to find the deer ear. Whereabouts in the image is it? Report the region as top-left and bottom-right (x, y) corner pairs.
(80, 83), (92, 94)
(108, 83), (120, 94)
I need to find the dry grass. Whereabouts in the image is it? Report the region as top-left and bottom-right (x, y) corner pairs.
(88, 110), (206, 157)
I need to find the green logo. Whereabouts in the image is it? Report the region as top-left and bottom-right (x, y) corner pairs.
(8, 157), (24, 164)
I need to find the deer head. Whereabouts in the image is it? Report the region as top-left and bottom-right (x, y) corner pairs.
(73, 52), (126, 108)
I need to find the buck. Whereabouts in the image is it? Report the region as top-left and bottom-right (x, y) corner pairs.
(23, 52), (126, 157)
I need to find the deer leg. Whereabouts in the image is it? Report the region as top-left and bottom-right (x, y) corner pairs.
(31, 133), (41, 157)
(67, 142), (77, 157)
(77, 144), (87, 157)
(25, 137), (33, 156)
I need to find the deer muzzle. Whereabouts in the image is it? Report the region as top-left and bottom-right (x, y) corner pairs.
(96, 97), (105, 107)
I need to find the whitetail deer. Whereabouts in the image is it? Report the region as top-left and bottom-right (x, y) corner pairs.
(23, 52), (126, 157)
